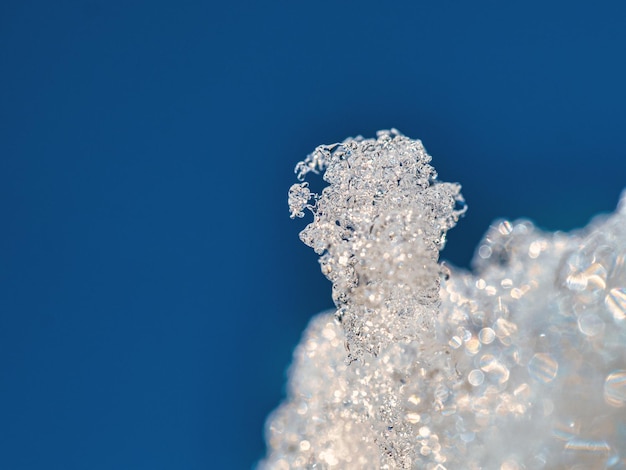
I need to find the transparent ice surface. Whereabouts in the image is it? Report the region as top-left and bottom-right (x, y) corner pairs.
(260, 130), (626, 469)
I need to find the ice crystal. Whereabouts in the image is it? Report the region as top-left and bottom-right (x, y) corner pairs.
(289, 130), (466, 361)
(261, 130), (626, 469)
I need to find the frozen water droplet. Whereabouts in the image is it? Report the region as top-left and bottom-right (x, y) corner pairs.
(465, 337), (481, 355)
(605, 287), (626, 321)
(577, 312), (605, 336)
(498, 220), (513, 235)
(448, 335), (462, 349)
(478, 327), (495, 344)
(528, 353), (558, 383)
(468, 369), (485, 386)
(478, 245), (492, 259)
(604, 370), (626, 407)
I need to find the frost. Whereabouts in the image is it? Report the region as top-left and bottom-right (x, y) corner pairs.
(288, 129), (466, 361)
(262, 131), (626, 469)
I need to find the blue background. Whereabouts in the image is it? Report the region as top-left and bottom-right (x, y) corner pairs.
(1, 1), (625, 468)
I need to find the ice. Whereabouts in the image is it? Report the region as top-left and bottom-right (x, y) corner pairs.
(260, 131), (626, 469)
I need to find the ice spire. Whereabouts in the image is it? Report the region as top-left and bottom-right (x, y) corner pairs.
(288, 129), (466, 361)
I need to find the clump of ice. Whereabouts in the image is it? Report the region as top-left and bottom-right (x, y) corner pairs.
(288, 130), (466, 361)
(260, 130), (626, 469)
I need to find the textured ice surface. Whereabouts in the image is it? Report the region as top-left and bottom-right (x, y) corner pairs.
(261, 130), (626, 469)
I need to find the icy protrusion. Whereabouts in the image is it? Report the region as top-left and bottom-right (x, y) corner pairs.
(288, 129), (466, 360)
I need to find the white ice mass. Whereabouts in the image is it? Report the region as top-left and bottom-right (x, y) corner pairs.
(261, 130), (626, 469)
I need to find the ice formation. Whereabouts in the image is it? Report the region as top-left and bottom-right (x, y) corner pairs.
(261, 130), (626, 469)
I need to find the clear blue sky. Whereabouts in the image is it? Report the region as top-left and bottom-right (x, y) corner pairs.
(1, 1), (625, 468)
